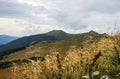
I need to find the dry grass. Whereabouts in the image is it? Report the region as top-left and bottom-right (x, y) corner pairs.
(0, 36), (120, 79)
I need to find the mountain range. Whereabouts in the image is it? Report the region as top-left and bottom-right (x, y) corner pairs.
(0, 30), (107, 59)
(0, 35), (18, 45)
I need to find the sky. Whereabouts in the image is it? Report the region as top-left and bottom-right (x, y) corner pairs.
(0, 0), (120, 36)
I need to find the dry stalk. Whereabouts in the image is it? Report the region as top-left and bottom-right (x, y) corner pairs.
(89, 52), (102, 79)
(56, 54), (62, 79)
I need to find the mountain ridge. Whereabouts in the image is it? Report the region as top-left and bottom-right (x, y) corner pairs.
(0, 35), (18, 45)
(0, 30), (107, 59)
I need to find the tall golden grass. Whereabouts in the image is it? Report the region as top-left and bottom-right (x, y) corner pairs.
(0, 35), (120, 79)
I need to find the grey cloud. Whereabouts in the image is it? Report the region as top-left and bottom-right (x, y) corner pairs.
(0, 0), (120, 36)
(0, 0), (17, 3)
(38, 0), (120, 14)
(0, 1), (49, 19)
(86, 0), (120, 14)
(0, 2), (31, 18)
(34, 0), (120, 33)
(49, 10), (88, 30)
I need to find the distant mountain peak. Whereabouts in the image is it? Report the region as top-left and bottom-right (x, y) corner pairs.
(0, 34), (12, 37)
(45, 30), (68, 40)
(0, 35), (18, 45)
(47, 30), (66, 33)
(89, 30), (96, 33)
(89, 30), (98, 34)
(46, 30), (67, 35)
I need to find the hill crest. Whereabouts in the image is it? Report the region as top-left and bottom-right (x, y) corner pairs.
(0, 30), (106, 59)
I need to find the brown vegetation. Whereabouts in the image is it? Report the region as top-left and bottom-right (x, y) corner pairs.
(0, 35), (120, 79)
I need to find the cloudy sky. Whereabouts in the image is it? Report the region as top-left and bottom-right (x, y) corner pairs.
(0, 0), (120, 36)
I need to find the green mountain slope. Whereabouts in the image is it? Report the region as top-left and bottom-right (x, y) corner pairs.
(0, 34), (57, 59)
(46, 30), (103, 40)
(0, 30), (106, 59)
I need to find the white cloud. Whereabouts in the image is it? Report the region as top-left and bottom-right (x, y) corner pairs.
(0, 0), (120, 36)
(0, 18), (24, 36)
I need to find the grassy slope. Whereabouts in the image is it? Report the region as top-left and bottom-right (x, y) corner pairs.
(0, 36), (120, 79)
(0, 35), (99, 62)
(0, 30), (103, 60)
